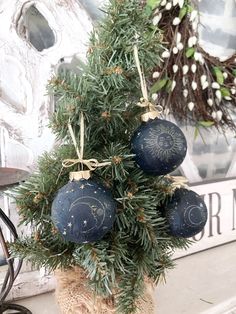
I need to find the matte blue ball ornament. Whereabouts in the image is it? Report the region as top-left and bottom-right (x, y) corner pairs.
(131, 118), (187, 175)
(51, 178), (116, 243)
(165, 188), (208, 238)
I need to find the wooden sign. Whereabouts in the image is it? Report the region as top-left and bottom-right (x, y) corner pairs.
(174, 178), (236, 259)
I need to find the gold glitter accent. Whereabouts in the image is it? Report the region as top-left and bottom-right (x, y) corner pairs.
(105, 66), (123, 75)
(101, 111), (111, 119)
(66, 104), (76, 112)
(137, 208), (145, 223)
(127, 192), (133, 199)
(112, 156), (122, 165)
(52, 226), (59, 235)
(33, 193), (44, 204)
(34, 231), (41, 241)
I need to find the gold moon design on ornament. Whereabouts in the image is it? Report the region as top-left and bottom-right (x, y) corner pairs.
(183, 204), (206, 227)
(69, 196), (106, 234)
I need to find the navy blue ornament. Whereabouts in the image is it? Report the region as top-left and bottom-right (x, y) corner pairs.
(165, 188), (208, 238)
(131, 118), (187, 175)
(51, 179), (116, 243)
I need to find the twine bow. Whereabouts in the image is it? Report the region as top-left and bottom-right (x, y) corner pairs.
(133, 45), (162, 114)
(62, 112), (111, 172)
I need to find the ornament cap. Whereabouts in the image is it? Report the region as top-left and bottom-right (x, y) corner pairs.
(141, 111), (159, 122)
(166, 175), (189, 191)
(70, 171), (91, 181)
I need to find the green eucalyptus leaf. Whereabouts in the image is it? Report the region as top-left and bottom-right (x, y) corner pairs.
(165, 79), (172, 93)
(144, 5), (153, 16)
(186, 47), (195, 58)
(187, 5), (194, 13)
(179, 6), (188, 20)
(198, 121), (215, 127)
(220, 87), (230, 97)
(232, 69), (236, 77)
(194, 127), (199, 140)
(150, 78), (168, 93)
(213, 67), (224, 85)
(146, 0), (161, 9)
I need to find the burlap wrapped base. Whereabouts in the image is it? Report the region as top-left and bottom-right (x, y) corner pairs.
(55, 267), (155, 314)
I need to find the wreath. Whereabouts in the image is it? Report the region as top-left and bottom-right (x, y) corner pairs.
(145, 0), (236, 131)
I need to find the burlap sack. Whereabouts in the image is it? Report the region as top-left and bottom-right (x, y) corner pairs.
(55, 267), (154, 314)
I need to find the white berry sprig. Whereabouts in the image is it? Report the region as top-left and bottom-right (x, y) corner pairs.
(149, 0), (236, 130)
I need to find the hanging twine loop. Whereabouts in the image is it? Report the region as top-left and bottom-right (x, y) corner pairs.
(61, 112), (111, 180)
(133, 45), (163, 121)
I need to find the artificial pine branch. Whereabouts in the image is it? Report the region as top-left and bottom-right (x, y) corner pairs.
(9, 0), (191, 312)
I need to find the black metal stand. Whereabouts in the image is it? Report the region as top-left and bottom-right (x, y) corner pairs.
(0, 207), (32, 314)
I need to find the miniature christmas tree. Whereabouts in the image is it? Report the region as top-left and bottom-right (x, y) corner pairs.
(9, 1), (201, 313)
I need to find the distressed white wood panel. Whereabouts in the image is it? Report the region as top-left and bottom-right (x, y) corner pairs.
(168, 115), (236, 183)
(0, 0), (94, 161)
(0, 127), (32, 185)
(79, 0), (108, 20)
(0, 269), (56, 301)
(0, 193), (34, 274)
(198, 0), (236, 59)
(180, 125), (236, 183)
